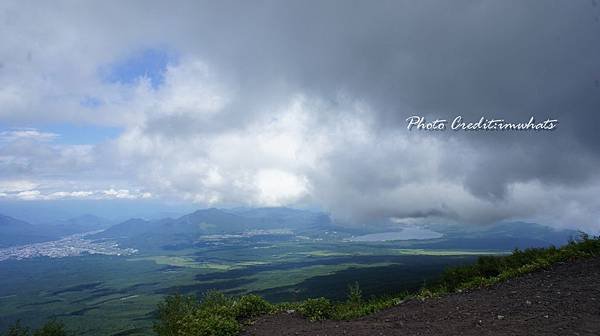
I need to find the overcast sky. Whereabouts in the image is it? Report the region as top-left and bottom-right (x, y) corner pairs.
(1, 0), (599, 231)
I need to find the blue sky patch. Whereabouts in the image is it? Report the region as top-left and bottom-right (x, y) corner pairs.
(102, 48), (176, 89)
(45, 124), (123, 144)
(80, 96), (103, 108)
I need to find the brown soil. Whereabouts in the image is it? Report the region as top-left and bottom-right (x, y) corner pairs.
(243, 257), (600, 336)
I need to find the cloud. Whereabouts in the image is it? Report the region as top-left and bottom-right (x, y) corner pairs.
(48, 191), (94, 199)
(101, 188), (151, 200)
(0, 128), (58, 142)
(256, 169), (308, 206)
(0, 180), (39, 193)
(0, 127), (149, 201)
(1, 187), (152, 201)
(0, 1), (599, 232)
(16, 190), (41, 201)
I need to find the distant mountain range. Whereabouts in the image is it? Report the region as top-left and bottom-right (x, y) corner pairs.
(91, 208), (582, 251)
(91, 207), (332, 249)
(422, 221), (580, 250)
(0, 207), (583, 251)
(0, 214), (50, 247)
(0, 214), (112, 248)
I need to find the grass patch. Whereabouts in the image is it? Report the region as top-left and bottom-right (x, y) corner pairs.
(391, 249), (507, 256)
(128, 256), (234, 270)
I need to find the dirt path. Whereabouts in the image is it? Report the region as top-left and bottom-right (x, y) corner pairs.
(243, 257), (600, 336)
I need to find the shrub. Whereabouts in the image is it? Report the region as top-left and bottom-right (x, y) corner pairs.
(4, 320), (68, 336)
(32, 320), (67, 336)
(299, 297), (333, 321)
(346, 282), (362, 305)
(201, 291), (232, 309)
(198, 291), (235, 318)
(177, 313), (239, 336)
(5, 321), (29, 336)
(154, 292), (274, 336)
(153, 294), (198, 336)
(332, 294), (404, 320)
(233, 295), (272, 319)
(475, 256), (503, 277)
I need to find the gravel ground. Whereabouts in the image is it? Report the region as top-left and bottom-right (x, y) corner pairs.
(243, 256), (600, 336)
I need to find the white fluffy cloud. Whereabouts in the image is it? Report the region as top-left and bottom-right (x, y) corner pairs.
(0, 129), (58, 142)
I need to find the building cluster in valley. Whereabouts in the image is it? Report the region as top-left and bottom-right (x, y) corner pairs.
(0, 233), (137, 262)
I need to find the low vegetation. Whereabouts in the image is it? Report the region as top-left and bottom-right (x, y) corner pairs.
(152, 234), (600, 335)
(5, 235), (599, 336)
(4, 320), (68, 336)
(153, 291), (273, 336)
(424, 233), (600, 295)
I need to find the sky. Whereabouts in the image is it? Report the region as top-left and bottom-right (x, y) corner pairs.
(0, 0), (599, 232)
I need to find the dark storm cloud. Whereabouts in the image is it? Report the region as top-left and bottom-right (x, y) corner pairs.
(160, 0), (600, 202)
(170, 1), (599, 122)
